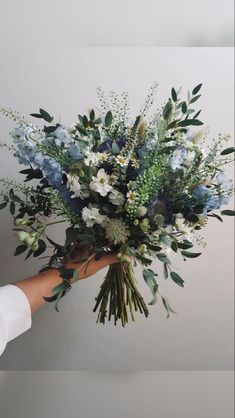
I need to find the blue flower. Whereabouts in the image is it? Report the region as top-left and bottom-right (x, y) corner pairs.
(14, 139), (35, 165)
(41, 157), (62, 186)
(169, 146), (187, 170)
(68, 144), (83, 161)
(193, 185), (219, 212)
(52, 126), (71, 145)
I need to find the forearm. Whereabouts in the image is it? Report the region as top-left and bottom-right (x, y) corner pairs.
(15, 252), (118, 314)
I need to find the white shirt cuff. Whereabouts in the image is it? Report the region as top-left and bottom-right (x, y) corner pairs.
(0, 284), (32, 344)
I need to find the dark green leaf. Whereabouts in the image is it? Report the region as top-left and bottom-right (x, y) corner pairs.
(14, 244), (27, 256)
(25, 249), (33, 260)
(30, 113), (43, 119)
(171, 241), (178, 252)
(193, 110), (201, 119)
(221, 210), (235, 216)
(192, 83), (202, 95)
(170, 271), (184, 287)
(167, 120), (178, 130)
(161, 295), (175, 318)
(163, 262), (169, 279)
(189, 94), (201, 104)
(0, 202), (7, 210)
(171, 88), (177, 102)
(39, 108), (53, 123)
(83, 115), (89, 128)
(157, 253), (171, 264)
(90, 109), (95, 121)
(181, 101), (187, 114)
(163, 99), (173, 120)
(181, 250), (202, 258)
(220, 147), (235, 156)
(46, 235), (62, 249)
(178, 119), (203, 127)
(208, 213), (223, 222)
(105, 111), (113, 127)
(143, 269), (158, 305)
(33, 239), (47, 257)
(10, 201), (15, 215)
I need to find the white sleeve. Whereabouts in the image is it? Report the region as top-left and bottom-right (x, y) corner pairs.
(0, 285), (32, 355)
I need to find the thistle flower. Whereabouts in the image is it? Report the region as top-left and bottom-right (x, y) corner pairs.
(105, 218), (130, 245)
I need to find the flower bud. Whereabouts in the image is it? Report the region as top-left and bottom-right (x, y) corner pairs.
(14, 218), (29, 226)
(136, 206), (147, 218)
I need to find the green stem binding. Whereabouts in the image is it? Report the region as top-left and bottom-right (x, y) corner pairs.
(93, 262), (149, 326)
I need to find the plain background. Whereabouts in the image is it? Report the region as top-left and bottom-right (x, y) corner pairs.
(0, 371), (234, 418)
(0, 47), (234, 370)
(0, 0), (234, 46)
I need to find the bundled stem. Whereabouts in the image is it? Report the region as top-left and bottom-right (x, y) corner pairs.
(93, 263), (149, 326)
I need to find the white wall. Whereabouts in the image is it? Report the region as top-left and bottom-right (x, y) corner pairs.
(0, 47), (234, 370)
(0, 0), (233, 46)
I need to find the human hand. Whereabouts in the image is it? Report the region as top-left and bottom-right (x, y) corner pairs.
(63, 244), (118, 281)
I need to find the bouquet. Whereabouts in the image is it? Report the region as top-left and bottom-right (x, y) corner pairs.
(0, 83), (234, 326)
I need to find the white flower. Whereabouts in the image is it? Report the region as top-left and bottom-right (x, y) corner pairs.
(66, 173), (84, 198)
(82, 206), (107, 227)
(109, 189), (125, 206)
(84, 152), (99, 166)
(90, 168), (113, 197)
(126, 190), (137, 203)
(116, 155), (129, 167)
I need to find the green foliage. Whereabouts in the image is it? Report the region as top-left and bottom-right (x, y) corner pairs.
(143, 268), (158, 305)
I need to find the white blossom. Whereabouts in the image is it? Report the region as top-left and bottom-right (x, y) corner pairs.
(90, 168), (113, 197)
(82, 206), (107, 227)
(109, 189), (125, 206)
(67, 173), (84, 198)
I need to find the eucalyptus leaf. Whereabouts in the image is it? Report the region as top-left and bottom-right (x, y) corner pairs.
(178, 119), (203, 127)
(14, 244), (28, 256)
(221, 210), (235, 216)
(143, 269), (158, 305)
(220, 147), (235, 156)
(171, 88), (177, 102)
(181, 250), (202, 258)
(161, 295), (175, 318)
(39, 108), (53, 123)
(170, 271), (184, 287)
(192, 83), (202, 95)
(105, 111), (113, 127)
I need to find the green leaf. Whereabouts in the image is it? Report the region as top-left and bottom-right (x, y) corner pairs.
(157, 253), (171, 264)
(221, 210), (235, 216)
(14, 244), (27, 256)
(171, 241), (178, 252)
(181, 101), (187, 114)
(112, 141), (120, 155)
(161, 295), (175, 318)
(177, 240), (193, 249)
(220, 147), (235, 156)
(0, 202), (7, 210)
(192, 83), (202, 95)
(105, 111), (113, 127)
(33, 239), (47, 257)
(39, 108), (53, 123)
(208, 213), (223, 222)
(10, 201), (15, 215)
(171, 88), (177, 102)
(25, 248), (33, 260)
(90, 109), (95, 121)
(46, 235), (62, 249)
(83, 115), (89, 128)
(193, 110), (201, 119)
(160, 234), (172, 247)
(163, 99), (173, 120)
(163, 262), (169, 279)
(181, 250), (202, 258)
(30, 113), (43, 119)
(143, 269), (158, 305)
(189, 94), (201, 104)
(178, 119), (203, 127)
(170, 271), (184, 287)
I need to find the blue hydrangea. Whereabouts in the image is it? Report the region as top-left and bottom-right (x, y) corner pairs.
(169, 146), (188, 170)
(68, 144), (83, 161)
(193, 185), (219, 212)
